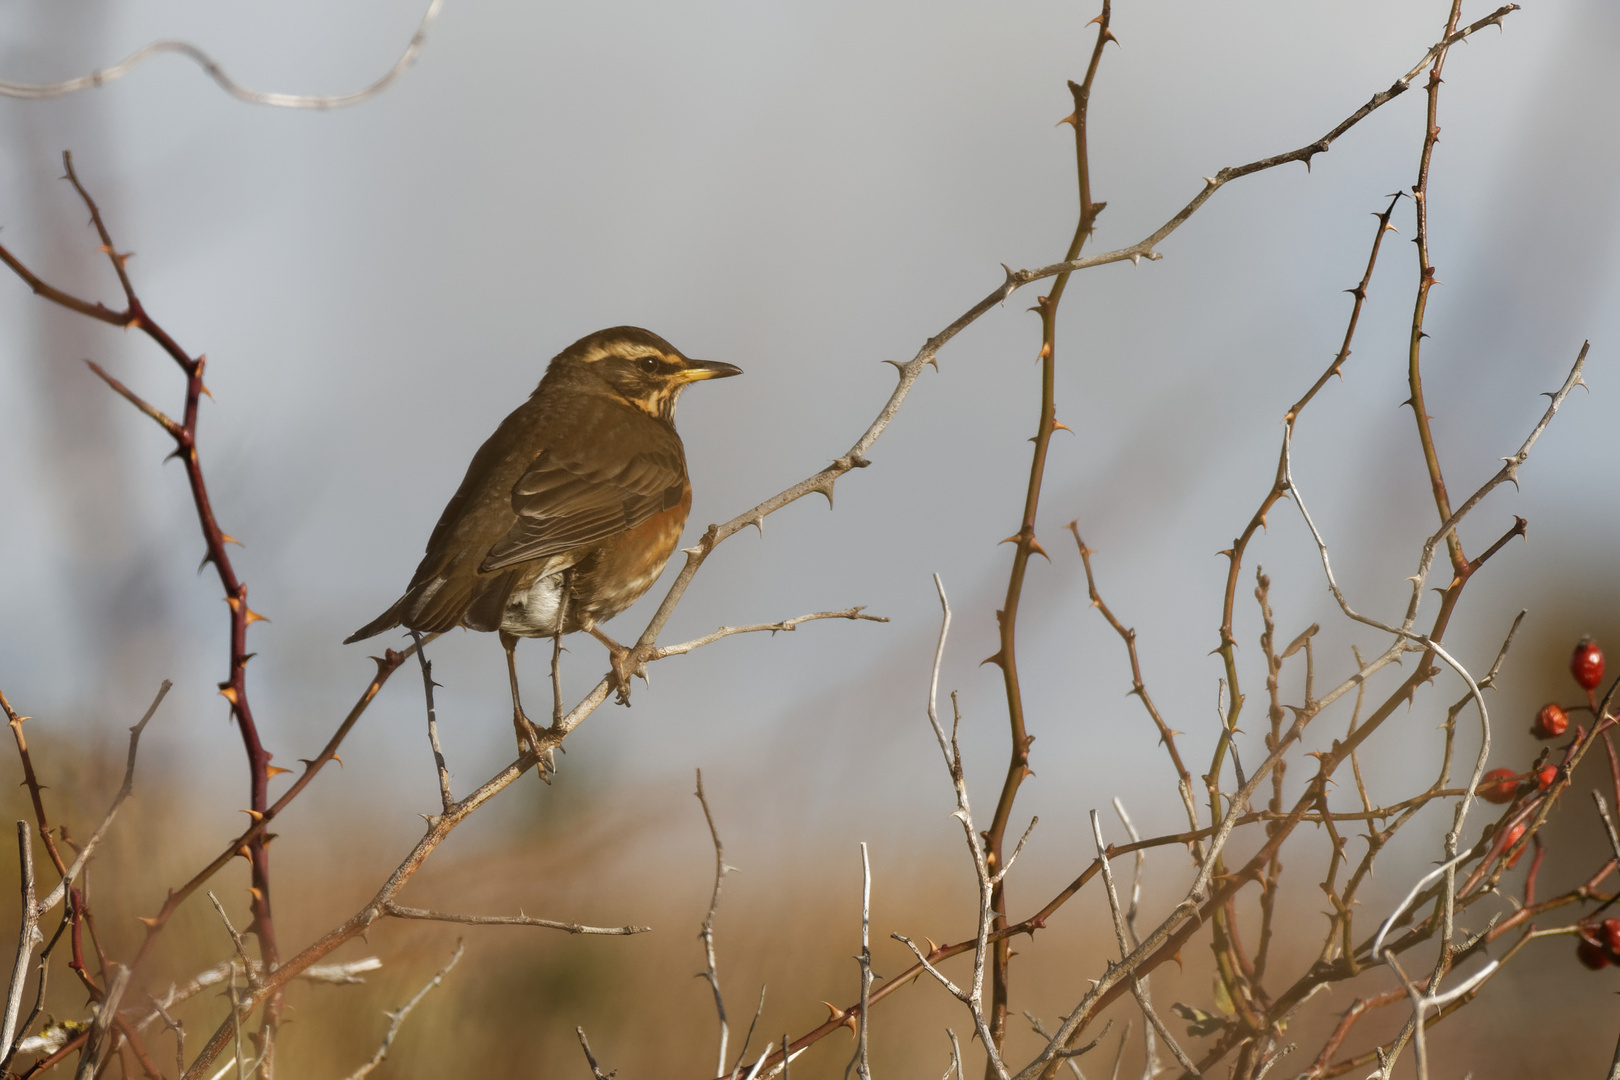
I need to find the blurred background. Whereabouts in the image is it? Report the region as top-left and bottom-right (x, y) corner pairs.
(0, 0), (1618, 1075)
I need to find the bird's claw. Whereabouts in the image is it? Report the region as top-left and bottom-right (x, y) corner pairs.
(609, 647), (650, 706)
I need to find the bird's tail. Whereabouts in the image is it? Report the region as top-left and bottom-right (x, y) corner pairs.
(343, 600), (405, 644)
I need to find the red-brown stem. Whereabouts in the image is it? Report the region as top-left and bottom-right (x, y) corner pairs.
(3, 151), (285, 1033)
(979, 6), (1112, 1059)
(1406, 1), (1468, 577)
(125, 647), (415, 977)
(1252, 570), (1285, 990)
(1298, 987), (1409, 1080)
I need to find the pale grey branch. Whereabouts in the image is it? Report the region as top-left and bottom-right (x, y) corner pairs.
(0, 823), (36, 1065)
(651, 608), (886, 660)
(381, 902), (646, 935)
(72, 964), (130, 1080)
(696, 770), (734, 1078)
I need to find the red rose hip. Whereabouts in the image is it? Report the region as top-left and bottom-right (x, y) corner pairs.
(1579, 938), (1611, 970)
(1534, 702), (1569, 739)
(1476, 767), (1519, 804)
(1572, 638), (1605, 691)
(1501, 821), (1531, 867)
(1536, 765), (1559, 791)
(1603, 918), (1620, 957)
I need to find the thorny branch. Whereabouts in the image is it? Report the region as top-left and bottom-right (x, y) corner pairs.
(979, 1), (1114, 1057)
(0, 151), (291, 1050)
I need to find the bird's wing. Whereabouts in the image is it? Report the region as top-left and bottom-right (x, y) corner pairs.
(480, 420), (687, 572)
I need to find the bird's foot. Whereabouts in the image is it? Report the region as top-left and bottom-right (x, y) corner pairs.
(586, 627), (648, 706)
(608, 646), (634, 706)
(607, 646), (653, 706)
(512, 709), (557, 782)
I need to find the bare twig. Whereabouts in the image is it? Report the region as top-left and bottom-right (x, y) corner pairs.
(207, 895), (256, 990)
(381, 903), (645, 935)
(37, 681), (169, 917)
(1108, 1021), (1131, 1080)
(901, 576), (1010, 1079)
(1594, 793), (1620, 866)
(72, 964), (130, 1080)
(340, 940), (464, 1080)
(851, 843), (873, 1080)
(1111, 800), (1158, 1080)
(1023, 1013), (1109, 1080)
(1073, 529), (1198, 838)
(0, 823), (37, 1063)
(409, 631), (454, 814)
(650, 609), (887, 660)
(576, 1027), (614, 1080)
(742, 1042), (775, 1080)
(0, 0), (444, 108)
(1090, 813), (1199, 1078)
(731, 987), (767, 1080)
(147, 995), (186, 1077)
(696, 770), (735, 1076)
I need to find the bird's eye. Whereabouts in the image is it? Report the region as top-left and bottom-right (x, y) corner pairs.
(638, 356), (660, 373)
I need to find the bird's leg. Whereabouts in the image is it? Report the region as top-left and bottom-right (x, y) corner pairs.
(552, 569), (571, 725)
(501, 631), (550, 776)
(552, 625), (565, 726)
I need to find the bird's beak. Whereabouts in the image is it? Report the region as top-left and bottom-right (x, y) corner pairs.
(678, 359), (743, 382)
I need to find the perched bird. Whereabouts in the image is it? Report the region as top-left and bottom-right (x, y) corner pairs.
(346, 326), (741, 753)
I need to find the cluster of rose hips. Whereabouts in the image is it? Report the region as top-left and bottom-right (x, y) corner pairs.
(1530, 637), (1604, 739)
(1475, 638), (1605, 811)
(1470, 638), (1612, 968)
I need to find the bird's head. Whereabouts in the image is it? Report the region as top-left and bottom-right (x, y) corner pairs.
(551, 326), (742, 423)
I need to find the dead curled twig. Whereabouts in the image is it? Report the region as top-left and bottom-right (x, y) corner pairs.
(0, 0), (444, 108)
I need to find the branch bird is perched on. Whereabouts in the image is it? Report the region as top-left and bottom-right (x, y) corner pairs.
(345, 326), (741, 754)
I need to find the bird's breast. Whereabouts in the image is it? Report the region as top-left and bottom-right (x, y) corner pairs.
(499, 492), (692, 638)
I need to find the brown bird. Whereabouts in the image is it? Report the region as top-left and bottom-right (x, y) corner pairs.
(345, 326), (741, 754)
